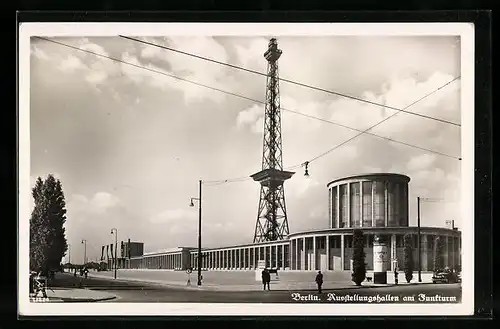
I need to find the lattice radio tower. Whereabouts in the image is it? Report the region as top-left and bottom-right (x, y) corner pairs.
(251, 38), (295, 243)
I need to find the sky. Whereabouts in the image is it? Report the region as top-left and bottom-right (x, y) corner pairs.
(29, 35), (463, 264)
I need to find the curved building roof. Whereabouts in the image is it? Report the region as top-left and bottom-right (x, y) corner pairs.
(327, 173), (411, 187)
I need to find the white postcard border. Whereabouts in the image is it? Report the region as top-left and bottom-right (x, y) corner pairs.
(18, 22), (475, 316)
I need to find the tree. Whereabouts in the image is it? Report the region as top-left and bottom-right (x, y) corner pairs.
(29, 175), (68, 273)
(434, 236), (445, 271)
(30, 177), (49, 272)
(351, 229), (366, 286)
(403, 234), (414, 283)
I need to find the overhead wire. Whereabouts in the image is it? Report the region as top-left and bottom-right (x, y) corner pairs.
(288, 76), (462, 170)
(203, 76), (461, 185)
(35, 36), (462, 186)
(119, 35), (461, 128)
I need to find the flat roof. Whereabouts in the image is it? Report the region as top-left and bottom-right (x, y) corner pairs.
(288, 226), (461, 238)
(327, 173), (411, 187)
(134, 225), (459, 258)
(143, 247), (193, 256)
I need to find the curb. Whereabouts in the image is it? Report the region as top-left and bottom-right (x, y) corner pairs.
(57, 296), (117, 303)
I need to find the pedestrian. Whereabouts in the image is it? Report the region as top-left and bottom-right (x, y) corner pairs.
(261, 268), (271, 291)
(315, 271), (323, 293)
(394, 269), (399, 285)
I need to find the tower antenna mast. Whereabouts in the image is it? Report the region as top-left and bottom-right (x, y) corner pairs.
(251, 38), (295, 243)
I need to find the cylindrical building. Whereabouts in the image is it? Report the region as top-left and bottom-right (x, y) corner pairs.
(327, 173), (410, 229)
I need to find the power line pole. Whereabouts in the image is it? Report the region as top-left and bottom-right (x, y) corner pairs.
(197, 180), (202, 286)
(190, 180), (203, 286)
(417, 197), (422, 283)
(111, 228), (118, 279)
(81, 239), (87, 265)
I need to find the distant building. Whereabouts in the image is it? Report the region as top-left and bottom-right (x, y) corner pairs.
(103, 173), (462, 273)
(123, 241), (144, 258)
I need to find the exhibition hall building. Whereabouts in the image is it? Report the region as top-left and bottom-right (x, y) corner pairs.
(104, 173), (462, 273)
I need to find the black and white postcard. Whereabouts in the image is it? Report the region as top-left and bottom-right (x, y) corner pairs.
(18, 22), (474, 316)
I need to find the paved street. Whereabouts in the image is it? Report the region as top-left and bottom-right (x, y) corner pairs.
(51, 273), (461, 303)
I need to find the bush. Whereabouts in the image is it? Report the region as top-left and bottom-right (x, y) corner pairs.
(351, 229), (366, 286)
(403, 234), (414, 283)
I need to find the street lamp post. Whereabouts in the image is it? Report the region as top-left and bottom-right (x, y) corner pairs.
(111, 228), (118, 279)
(417, 197), (422, 283)
(81, 239), (87, 265)
(190, 180), (202, 286)
(68, 244), (71, 264)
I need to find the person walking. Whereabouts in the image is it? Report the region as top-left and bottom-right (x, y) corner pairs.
(315, 271), (324, 293)
(261, 268), (271, 291)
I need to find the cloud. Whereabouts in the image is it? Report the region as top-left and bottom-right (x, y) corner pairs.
(118, 36), (233, 104)
(31, 46), (50, 60)
(90, 192), (122, 212)
(30, 35), (462, 254)
(407, 154), (437, 172)
(149, 209), (197, 224)
(236, 104), (263, 129)
(58, 55), (84, 72)
(287, 175), (321, 198)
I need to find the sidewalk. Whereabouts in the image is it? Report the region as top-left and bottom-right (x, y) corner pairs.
(89, 270), (433, 292)
(30, 288), (117, 302)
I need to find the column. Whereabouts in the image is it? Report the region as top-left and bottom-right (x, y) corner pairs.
(360, 181), (364, 227)
(444, 236), (449, 268)
(451, 237), (455, 269)
(326, 235), (330, 271)
(336, 185), (340, 228)
(347, 183), (351, 228)
(432, 236), (438, 271)
(302, 237), (306, 270)
(247, 248), (251, 269)
(294, 239), (298, 270)
(275, 245), (278, 269)
(253, 247), (256, 268)
(341, 234), (345, 271)
(281, 245), (285, 270)
(240, 249), (243, 270)
(230, 250), (233, 269)
(313, 236), (317, 271)
(395, 183), (400, 226)
(385, 181), (389, 227)
(371, 182), (375, 227)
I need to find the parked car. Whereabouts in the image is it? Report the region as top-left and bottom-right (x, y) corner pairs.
(432, 268), (460, 284)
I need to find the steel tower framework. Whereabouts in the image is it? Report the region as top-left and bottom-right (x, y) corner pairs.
(251, 38), (295, 243)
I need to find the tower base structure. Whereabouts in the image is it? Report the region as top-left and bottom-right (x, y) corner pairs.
(251, 168), (295, 243)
